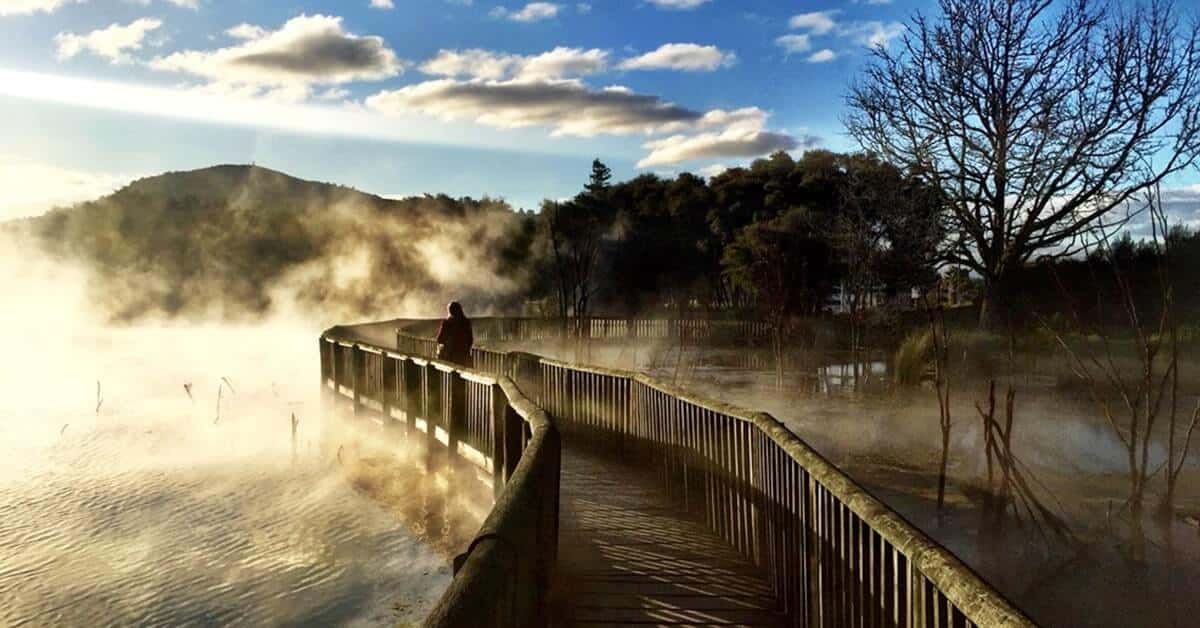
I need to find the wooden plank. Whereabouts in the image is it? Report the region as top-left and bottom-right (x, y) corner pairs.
(553, 443), (785, 628)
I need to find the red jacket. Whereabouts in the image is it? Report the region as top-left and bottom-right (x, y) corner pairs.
(435, 315), (474, 366)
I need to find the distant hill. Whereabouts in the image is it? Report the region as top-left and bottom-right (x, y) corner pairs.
(7, 164), (537, 322)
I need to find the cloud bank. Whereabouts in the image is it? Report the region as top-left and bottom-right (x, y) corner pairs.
(617, 43), (735, 72)
(151, 15), (403, 90)
(56, 18), (163, 63)
(420, 47), (608, 81)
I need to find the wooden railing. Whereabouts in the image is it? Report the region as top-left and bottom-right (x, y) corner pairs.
(389, 320), (1038, 628)
(406, 316), (773, 346)
(318, 331), (559, 628)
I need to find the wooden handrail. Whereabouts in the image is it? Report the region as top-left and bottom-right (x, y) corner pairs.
(331, 321), (1038, 627)
(319, 330), (560, 628)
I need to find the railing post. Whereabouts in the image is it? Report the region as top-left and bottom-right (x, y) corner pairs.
(491, 383), (507, 497)
(351, 344), (363, 418)
(447, 370), (464, 457)
(424, 362), (439, 452)
(503, 404), (523, 481)
(402, 358), (417, 436)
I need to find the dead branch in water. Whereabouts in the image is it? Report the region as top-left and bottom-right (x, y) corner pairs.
(213, 382), (224, 424)
(975, 380), (1077, 548)
(921, 294), (953, 515)
(291, 413), (300, 465)
(95, 381), (102, 415)
(221, 377), (236, 395)
(183, 383), (194, 403)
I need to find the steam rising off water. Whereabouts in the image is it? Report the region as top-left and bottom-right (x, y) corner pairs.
(0, 253), (462, 626)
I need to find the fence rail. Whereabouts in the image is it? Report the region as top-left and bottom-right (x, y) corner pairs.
(402, 316), (773, 346)
(534, 356), (1035, 627)
(333, 320), (1037, 628)
(319, 331), (560, 628)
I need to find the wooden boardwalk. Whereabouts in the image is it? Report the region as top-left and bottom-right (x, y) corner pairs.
(552, 443), (784, 627)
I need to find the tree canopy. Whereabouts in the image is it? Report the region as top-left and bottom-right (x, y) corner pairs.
(847, 0), (1200, 327)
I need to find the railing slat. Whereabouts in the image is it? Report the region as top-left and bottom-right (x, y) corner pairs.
(326, 320), (1038, 628)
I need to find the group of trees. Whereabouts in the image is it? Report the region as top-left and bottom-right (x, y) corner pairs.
(524, 151), (946, 337)
(531, 0), (1200, 336)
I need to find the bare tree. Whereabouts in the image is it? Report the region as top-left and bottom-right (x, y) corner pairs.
(847, 0), (1200, 328)
(921, 295), (954, 513)
(1042, 188), (1197, 558)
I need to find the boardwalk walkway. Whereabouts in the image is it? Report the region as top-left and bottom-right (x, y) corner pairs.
(552, 443), (783, 627)
(331, 321), (784, 624)
(329, 318), (1036, 628)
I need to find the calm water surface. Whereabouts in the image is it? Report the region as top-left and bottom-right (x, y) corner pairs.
(0, 326), (458, 627)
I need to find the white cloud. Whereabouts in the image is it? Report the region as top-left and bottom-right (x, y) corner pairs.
(639, 128), (803, 168)
(0, 67), (621, 157)
(125, 0), (200, 8)
(150, 14), (403, 90)
(0, 157), (136, 220)
(840, 20), (904, 49)
(1, 0), (191, 15)
(225, 23), (266, 40)
(0, 0), (78, 15)
(366, 78), (703, 137)
(774, 34), (811, 55)
(576, 2), (590, 13)
(789, 10), (838, 35)
(317, 87), (349, 100)
(617, 43), (735, 72)
(638, 108), (815, 167)
(645, 0), (712, 9)
(490, 2), (560, 22)
(369, 0), (394, 8)
(779, 13), (904, 62)
(807, 49), (836, 63)
(420, 46), (608, 81)
(699, 163), (729, 178)
(696, 106), (768, 130)
(55, 18), (163, 64)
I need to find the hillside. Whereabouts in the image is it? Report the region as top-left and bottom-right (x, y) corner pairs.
(7, 165), (537, 322)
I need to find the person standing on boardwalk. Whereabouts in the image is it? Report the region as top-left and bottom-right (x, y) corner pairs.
(435, 301), (474, 367)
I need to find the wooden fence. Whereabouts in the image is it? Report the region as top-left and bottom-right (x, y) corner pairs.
(534, 357), (1035, 628)
(319, 333), (559, 628)
(408, 316), (774, 346)
(388, 319), (1038, 628)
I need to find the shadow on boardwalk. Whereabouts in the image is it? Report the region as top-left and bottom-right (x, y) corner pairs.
(552, 442), (784, 626)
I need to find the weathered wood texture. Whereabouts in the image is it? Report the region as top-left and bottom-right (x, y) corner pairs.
(322, 319), (1039, 628)
(319, 332), (560, 628)
(553, 443), (786, 626)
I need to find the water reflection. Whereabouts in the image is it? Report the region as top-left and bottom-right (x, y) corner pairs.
(0, 327), (477, 627)
(518, 339), (1200, 628)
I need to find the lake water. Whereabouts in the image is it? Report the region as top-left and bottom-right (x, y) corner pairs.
(516, 339), (1200, 628)
(0, 325), (462, 627)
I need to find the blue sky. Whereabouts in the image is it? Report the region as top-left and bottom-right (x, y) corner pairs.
(0, 0), (1195, 219)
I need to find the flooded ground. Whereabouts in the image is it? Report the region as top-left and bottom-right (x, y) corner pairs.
(518, 339), (1200, 628)
(0, 325), (474, 627)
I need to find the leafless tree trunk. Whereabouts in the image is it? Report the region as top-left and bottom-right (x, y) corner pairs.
(848, 0), (1200, 328)
(1041, 187), (1196, 558)
(923, 295), (953, 514)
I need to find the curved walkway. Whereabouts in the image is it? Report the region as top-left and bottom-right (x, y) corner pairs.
(553, 444), (783, 626)
(331, 320), (784, 625)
